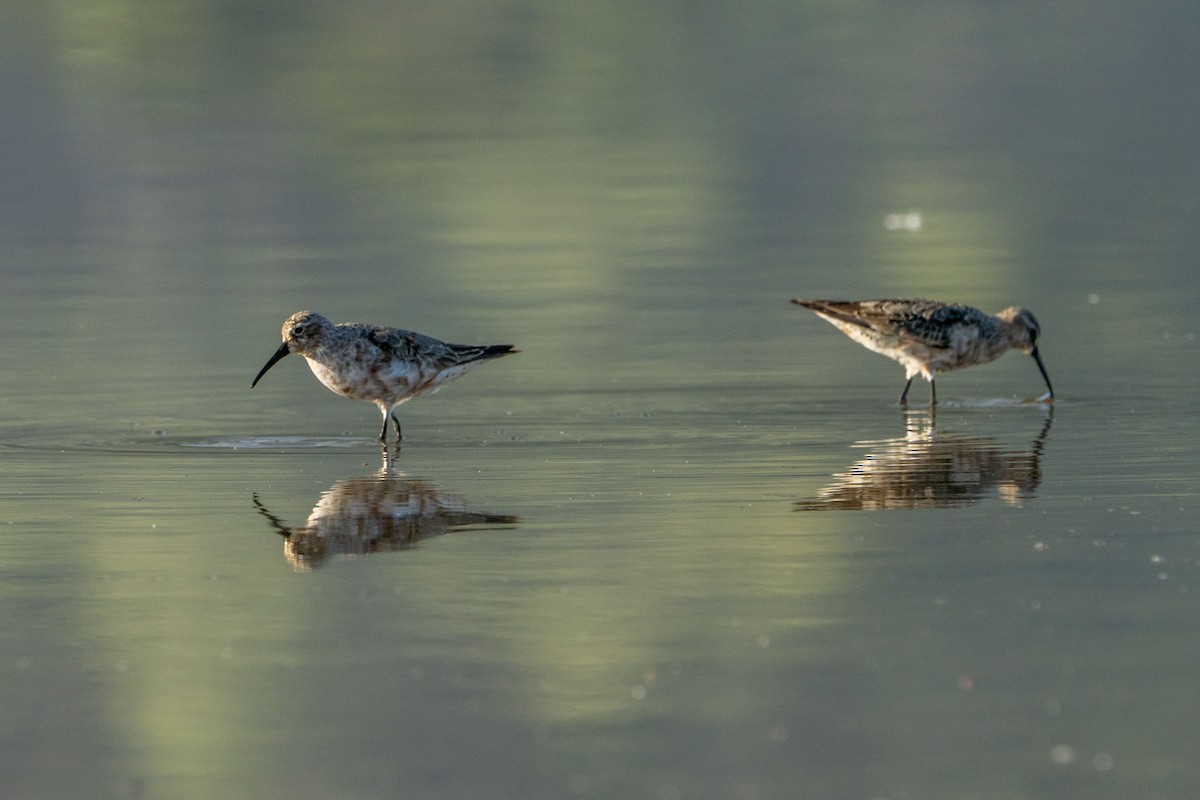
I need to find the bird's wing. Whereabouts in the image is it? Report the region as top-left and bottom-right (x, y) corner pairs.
(366, 327), (513, 369)
(894, 303), (984, 349)
(798, 299), (979, 350)
(365, 326), (427, 361)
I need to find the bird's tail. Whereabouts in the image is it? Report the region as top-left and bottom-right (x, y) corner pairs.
(479, 344), (519, 360)
(790, 299), (867, 328)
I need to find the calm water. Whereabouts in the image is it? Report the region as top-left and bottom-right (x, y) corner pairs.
(4, 3), (1200, 799)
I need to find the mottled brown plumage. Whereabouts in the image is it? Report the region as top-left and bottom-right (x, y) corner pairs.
(252, 311), (518, 442)
(792, 298), (1053, 405)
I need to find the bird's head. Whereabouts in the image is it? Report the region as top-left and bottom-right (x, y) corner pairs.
(252, 311), (333, 387)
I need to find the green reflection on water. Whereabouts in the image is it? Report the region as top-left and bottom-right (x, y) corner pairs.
(5, 1), (1200, 798)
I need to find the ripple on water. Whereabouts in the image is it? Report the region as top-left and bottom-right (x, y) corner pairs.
(183, 436), (367, 450)
(0, 431), (375, 456)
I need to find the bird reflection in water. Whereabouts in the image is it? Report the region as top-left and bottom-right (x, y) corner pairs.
(253, 467), (519, 569)
(795, 410), (1052, 511)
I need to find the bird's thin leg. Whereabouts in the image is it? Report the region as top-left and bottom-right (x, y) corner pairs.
(930, 378), (937, 407)
(391, 413), (402, 443)
(378, 406), (390, 443)
(899, 377), (914, 405)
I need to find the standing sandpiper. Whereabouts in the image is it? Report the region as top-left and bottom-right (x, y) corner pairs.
(252, 311), (518, 443)
(791, 298), (1054, 405)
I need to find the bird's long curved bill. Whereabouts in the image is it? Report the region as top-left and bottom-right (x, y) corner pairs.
(1031, 347), (1054, 400)
(251, 341), (291, 387)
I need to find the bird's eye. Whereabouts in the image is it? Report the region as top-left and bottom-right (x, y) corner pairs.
(291, 325), (306, 337)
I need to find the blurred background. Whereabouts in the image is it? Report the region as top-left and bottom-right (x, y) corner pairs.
(3, 2), (1199, 799)
(5, 0), (1197, 419)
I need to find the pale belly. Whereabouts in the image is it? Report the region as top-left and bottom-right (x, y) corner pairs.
(305, 358), (417, 403)
(838, 325), (1011, 380)
(304, 356), (460, 404)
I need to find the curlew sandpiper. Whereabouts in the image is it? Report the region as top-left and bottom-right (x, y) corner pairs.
(791, 298), (1053, 405)
(252, 311), (518, 443)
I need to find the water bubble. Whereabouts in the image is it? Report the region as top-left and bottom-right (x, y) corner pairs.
(1049, 744), (1075, 764)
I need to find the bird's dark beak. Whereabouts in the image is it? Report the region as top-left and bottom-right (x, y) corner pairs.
(1031, 346), (1054, 400)
(251, 341), (291, 387)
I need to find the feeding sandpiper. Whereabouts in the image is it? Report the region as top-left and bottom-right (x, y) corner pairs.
(252, 311), (518, 443)
(791, 298), (1054, 405)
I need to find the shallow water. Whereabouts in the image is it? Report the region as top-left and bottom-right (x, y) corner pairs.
(4, 3), (1200, 799)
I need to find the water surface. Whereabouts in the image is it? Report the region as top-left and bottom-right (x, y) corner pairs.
(3, 3), (1200, 799)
